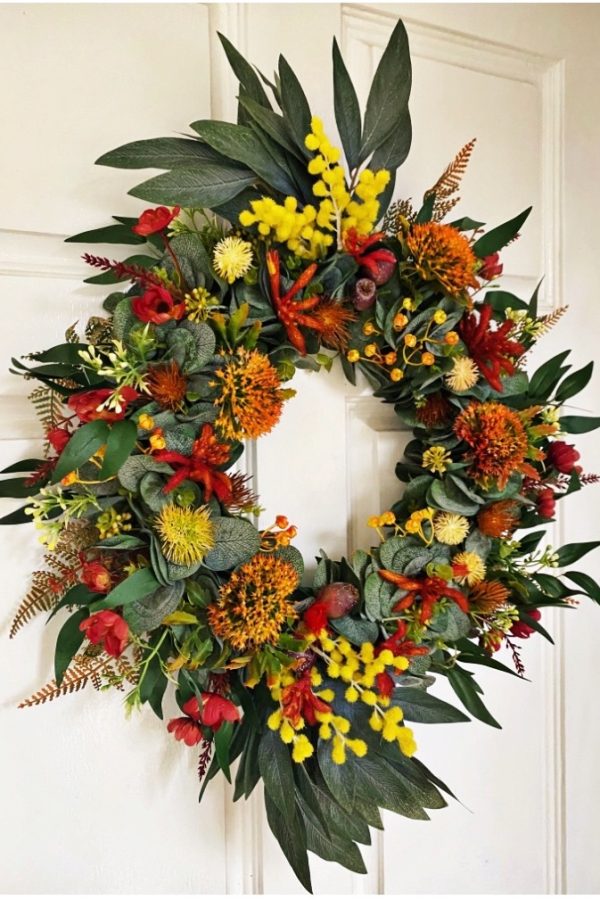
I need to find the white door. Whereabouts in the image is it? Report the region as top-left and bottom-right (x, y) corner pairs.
(1, 3), (599, 894)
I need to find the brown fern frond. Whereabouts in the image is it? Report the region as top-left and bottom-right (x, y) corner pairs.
(18, 654), (101, 707)
(431, 197), (461, 222)
(536, 305), (568, 337)
(65, 323), (80, 344)
(28, 385), (65, 434)
(383, 198), (416, 235)
(10, 522), (96, 637)
(425, 138), (476, 201)
(19, 646), (140, 707)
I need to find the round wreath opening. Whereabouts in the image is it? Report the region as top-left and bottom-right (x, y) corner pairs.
(3, 20), (600, 891)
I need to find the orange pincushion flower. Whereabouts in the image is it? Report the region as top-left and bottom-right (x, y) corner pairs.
(454, 401), (530, 489)
(478, 500), (521, 538)
(146, 360), (188, 411)
(406, 222), (479, 295)
(213, 348), (289, 441)
(311, 300), (356, 350)
(207, 554), (298, 651)
(469, 580), (511, 613)
(416, 392), (453, 428)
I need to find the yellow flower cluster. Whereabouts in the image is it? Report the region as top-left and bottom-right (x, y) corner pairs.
(404, 507), (435, 543)
(307, 117), (390, 238)
(452, 550), (486, 586)
(316, 633), (416, 761)
(433, 512), (470, 546)
(184, 286), (220, 323)
(96, 507), (132, 540)
(239, 196), (333, 260)
(238, 118), (391, 258)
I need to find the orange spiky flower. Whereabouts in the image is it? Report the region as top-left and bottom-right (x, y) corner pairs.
(207, 554), (298, 651)
(311, 300), (356, 350)
(223, 471), (259, 514)
(454, 401), (538, 489)
(213, 348), (291, 441)
(146, 360), (188, 411)
(416, 392), (453, 428)
(478, 500), (521, 538)
(469, 580), (511, 613)
(405, 222), (479, 295)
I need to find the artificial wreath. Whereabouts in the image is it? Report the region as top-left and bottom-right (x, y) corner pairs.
(3, 20), (600, 891)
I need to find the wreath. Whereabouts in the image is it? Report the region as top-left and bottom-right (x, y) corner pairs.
(3, 20), (600, 891)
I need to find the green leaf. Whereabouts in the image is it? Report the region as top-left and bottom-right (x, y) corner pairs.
(446, 666), (501, 728)
(203, 517), (261, 571)
(66, 223), (145, 245)
(565, 570), (600, 604)
(555, 361), (594, 404)
(370, 111), (412, 173)
(218, 32), (272, 111)
(237, 96), (301, 159)
(364, 571), (396, 620)
(96, 567), (160, 611)
(55, 608), (89, 686)
(278, 55), (312, 154)
(125, 581), (184, 633)
(1, 458), (44, 475)
(360, 19), (411, 161)
(318, 739), (355, 810)
(528, 350), (571, 399)
(427, 477), (480, 516)
(556, 541), (600, 567)
(139, 641), (168, 719)
(332, 38), (361, 170)
(99, 420), (138, 480)
(96, 137), (227, 170)
(0, 505), (32, 525)
(129, 165), (256, 209)
(29, 343), (89, 364)
(96, 534), (147, 550)
(190, 121), (296, 195)
(558, 415), (600, 434)
(486, 290), (529, 313)
(0, 476), (47, 498)
(258, 729), (296, 820)
(331, 615), (378, 645)
(118, 455), (173, 492)
(52, 420), (110, 482)
(264, 791), (312, 893)
(47, 584), (97, 622)
(394, 687), (470, 724)
(472, 207), (532, 258)
(300, 797), (367, 874)
(214, 719), (235, 782)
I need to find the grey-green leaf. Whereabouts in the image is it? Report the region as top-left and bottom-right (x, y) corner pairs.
(203, 517), (261, 571)
(129, 164), (256, 209)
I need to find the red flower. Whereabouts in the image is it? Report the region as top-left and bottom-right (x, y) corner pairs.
(131, 286), (185, 325)
(510, 608), (541, 639)
(79, 610), (128, 657)
(167, 716), (204, 746)
(266, 250), (323, 355)
(459, 303), (524, 392)
(378, 570), (469, 624)
(47, 426), (71, 453)
(537, 487), (556, 518)
(281, 674), (332, 727)
(81, 561), (112, 594)
(68, 387), (139, 423)
(376, 621), (429, 659)
(547, 440), (581, 474)
(375, 671), (395, 698)
(152, 423), (233, 501)
(200, 692), (240, 731)
(132, 206), (180, 236)
(302, 582), (359, 634)
(168, 694), (238, 743)
(344, 228), (396, 285)
(479, 252), (503, 281)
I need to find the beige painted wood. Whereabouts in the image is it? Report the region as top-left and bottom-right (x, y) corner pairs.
(1, 2), (599, 894)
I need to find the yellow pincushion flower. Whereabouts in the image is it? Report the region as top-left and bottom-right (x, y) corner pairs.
(433, 512), (470, 546)
(422, 446), (452, 474)
(155, 504), (215, 567)
(445, 356), (479, 392)
(213, 236), (253, 284)
(452, 550), (486, 586)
